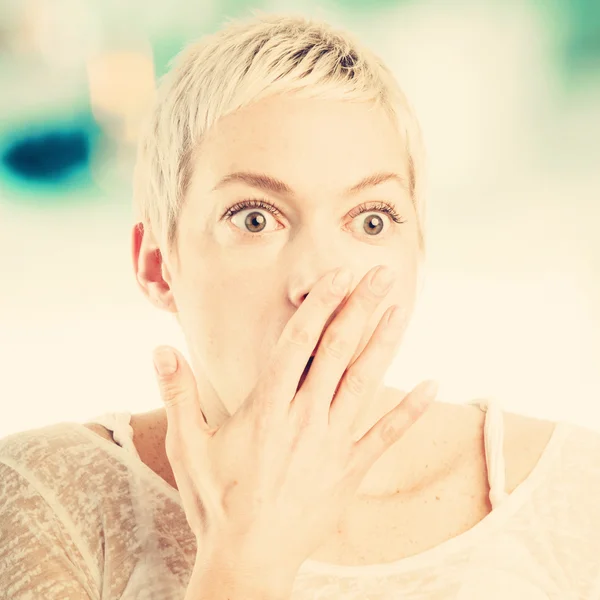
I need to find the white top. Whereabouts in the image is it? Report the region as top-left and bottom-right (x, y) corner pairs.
(2, 399), (600, 599)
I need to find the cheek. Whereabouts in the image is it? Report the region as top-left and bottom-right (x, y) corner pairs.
(173, 268), (232, 339)
(177, 265), (278, 345)
(392, 254), (419, 300)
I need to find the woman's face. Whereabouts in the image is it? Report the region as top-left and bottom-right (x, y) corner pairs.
(135, 94), (421, 428)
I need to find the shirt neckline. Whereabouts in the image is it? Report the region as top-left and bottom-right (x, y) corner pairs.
(73, 420), (185, 506)
(72, 415), (572, 578)
(299, 419), (571, 577)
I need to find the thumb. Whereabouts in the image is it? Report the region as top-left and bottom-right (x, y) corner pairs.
(152, 345), (210, 433)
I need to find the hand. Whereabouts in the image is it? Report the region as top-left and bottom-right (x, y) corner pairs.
(152, 265), (438, 577)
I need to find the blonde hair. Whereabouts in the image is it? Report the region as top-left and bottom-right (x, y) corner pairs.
(133, 11), (426, 267)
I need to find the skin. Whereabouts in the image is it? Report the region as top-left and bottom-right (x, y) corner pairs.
(133, 94), (461, 499)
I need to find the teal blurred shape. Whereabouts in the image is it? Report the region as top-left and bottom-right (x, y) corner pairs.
(0, 112), (102, 205)
(555, 0), (600, 75)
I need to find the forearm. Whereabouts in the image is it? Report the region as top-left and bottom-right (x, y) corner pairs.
(185, 547), (297, 600)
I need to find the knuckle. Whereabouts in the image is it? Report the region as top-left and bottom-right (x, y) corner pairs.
(343, 368), (368, 397)
(164, 433), (184, 464)
(380, 421), (398, 445)
(291, 405), (315, 431)
(159, 382), (185, 407)
(321, 329), (350, 360)
(404, 397), (425, 422)
(286, 322), (312, 347)
(353, 289), (378, 313)
(251, 376), (279, 416)
(323, 285), (345, 305)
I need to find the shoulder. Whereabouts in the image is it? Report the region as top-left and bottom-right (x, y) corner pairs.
(0, 430), (102, 598)
(385, 386), (561, 493)
(0, 422), (120, 511)
(502, 410), (558, 493)
(84, 409), (164, 448)
(1, 421), (90, 464)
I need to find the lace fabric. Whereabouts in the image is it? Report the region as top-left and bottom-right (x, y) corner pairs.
(1, 402), (598, 599)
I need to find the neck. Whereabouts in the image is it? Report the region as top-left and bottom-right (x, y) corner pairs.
(352, 395), (483, 499)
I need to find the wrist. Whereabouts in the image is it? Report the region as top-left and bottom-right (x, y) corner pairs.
(195, 540), (298, 599)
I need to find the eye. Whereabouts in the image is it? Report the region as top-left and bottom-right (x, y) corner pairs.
(348, 201), (407, 237)
(222, 198), (284, 235)
(220, 198), (407, 237)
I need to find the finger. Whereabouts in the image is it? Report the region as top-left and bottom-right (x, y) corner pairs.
(350, 380), (438, 475)
(255, 267), (352, 412)
(328, 303), (407, 429)
(152, 345), (210, 463)
(295, 265), (396, 422)
(152, 345), (219, 536)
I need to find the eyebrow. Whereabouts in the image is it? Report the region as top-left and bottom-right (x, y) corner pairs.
(211, 171), (406, 197)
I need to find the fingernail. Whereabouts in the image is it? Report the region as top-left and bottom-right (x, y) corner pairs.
(386, 305), (405, 329)
(153, 347), (178, 376)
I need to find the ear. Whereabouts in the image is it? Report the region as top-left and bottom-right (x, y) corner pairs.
(131, 222), (178, 314)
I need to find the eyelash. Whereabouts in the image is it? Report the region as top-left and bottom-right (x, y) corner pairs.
(221, 198), (407, 228)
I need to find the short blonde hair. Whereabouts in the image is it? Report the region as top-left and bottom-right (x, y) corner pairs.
(133, 11), (426, 266)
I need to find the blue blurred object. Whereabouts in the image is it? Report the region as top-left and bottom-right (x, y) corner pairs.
(0, 114), (101, 193)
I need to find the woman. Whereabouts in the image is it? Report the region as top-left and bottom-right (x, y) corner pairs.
(2, 12), (599, 600)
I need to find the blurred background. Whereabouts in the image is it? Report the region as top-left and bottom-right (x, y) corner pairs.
(1, 0), (598, 437)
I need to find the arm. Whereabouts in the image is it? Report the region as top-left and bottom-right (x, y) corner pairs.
(0, 460), (97, 600)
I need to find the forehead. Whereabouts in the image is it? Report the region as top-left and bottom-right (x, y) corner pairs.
(190, 95), (410, 199)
